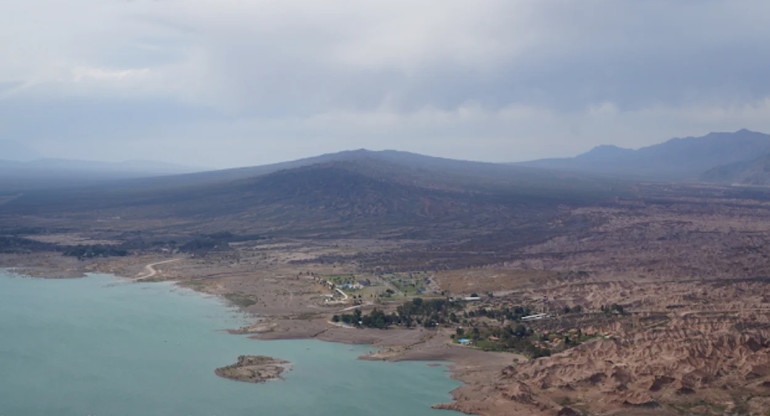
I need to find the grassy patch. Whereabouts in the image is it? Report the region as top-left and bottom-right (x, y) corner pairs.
(223, 292), (257, 308)
(382, 272), (431, 296)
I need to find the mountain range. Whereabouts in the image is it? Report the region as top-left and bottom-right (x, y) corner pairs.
(519, 129), (770, 183)
(0, 158), (201, 192)
(2, 129), (770, 258)
(4, 129), (770, 195)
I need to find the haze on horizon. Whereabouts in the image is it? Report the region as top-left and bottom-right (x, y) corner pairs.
(2, 0), (770, 169)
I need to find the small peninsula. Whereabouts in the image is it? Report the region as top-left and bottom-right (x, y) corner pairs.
(215, 355), (290, 383)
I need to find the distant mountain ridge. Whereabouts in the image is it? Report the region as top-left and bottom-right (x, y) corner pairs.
(5, 136), (770, 243)
(519, 129), (770, 181)
(0, 158), (201, 192)
(4, 128), (770, 196)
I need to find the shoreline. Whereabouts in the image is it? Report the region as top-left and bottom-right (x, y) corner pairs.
(248, 319), (527, 415)
(0, 257), (515, 416)
(6, 182), (770, 415)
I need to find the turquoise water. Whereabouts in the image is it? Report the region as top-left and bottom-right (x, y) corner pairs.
(0, 271), (462, 416)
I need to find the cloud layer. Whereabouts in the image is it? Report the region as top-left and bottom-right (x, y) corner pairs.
(2, 0), (769, 167)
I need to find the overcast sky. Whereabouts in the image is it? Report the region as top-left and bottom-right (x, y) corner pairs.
(1, 0), (769, 168)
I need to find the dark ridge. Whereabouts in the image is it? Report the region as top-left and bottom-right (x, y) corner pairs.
(519, 129), (770, 181)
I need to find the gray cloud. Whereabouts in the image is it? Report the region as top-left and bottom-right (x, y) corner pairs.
(1, 0), (769, 167)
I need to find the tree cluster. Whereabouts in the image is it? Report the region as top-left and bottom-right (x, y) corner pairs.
(0, 236), (56, 254)
(333, 297), (462, 329)
(600, 303), (626, 315)
(62, 245), (128, 260)
(455, 323), (551, 357)
(562, 305), (583, 314)
(395, 297), (461, 327)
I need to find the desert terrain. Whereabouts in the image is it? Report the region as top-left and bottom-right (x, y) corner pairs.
(3, 180), (770, 415)
(2, 0), (769, 410)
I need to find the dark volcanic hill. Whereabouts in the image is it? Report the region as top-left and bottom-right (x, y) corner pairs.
(520, 129), (770, 180)
(0, 150), (627, 241)
(105, 148), (610, 193)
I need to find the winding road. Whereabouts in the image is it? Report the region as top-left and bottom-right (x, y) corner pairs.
(133, 258), (182, 281)
(335, 287), (349, 301)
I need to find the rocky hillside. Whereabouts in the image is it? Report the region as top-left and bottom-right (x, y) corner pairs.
(0, 151), (626, 239)
(701, 154), (770, 186)
(521, 129), (770, 181)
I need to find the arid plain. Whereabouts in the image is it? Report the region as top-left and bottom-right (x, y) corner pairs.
(4, 177), (770, 415)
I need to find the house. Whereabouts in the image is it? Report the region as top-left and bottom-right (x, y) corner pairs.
(521, 313), (548, 321)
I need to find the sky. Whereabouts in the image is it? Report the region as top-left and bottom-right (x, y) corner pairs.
(1, 0), (770, 169)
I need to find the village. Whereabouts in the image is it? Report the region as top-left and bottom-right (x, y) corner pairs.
(310, 271), (623, 358)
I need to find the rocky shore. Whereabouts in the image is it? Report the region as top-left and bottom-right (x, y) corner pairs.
(215, 355), (291, 383)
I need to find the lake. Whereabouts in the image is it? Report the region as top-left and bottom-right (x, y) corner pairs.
(0, 271), (462, 416)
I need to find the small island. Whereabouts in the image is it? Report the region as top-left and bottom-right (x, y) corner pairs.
(215, 355), (291, 383)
